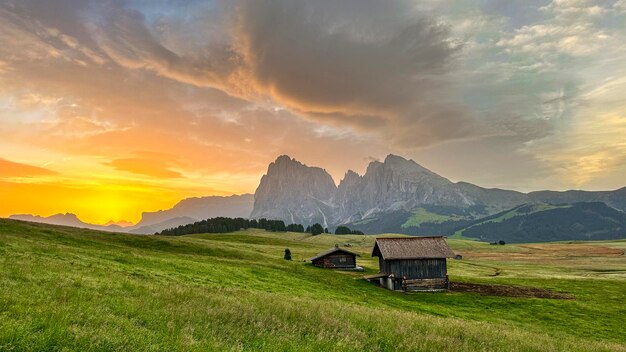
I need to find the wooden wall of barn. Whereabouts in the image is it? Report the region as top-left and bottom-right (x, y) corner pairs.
(379, 258), (447, 279)
(313, 253), (356, 268)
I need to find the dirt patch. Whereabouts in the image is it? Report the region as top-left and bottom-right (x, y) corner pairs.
(464, 244), (624, 262)
(520, 244), (624, 257)
(449, 282), (574, 299)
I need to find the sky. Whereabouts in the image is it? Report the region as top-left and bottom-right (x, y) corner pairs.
(1, 0), (625, 224)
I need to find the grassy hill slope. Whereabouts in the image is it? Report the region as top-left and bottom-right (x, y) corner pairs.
(1, 219), (625, 351)
(455, 202), (626, 242)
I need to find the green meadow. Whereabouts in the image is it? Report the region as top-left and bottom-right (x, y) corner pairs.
(1, 218), (625, 351)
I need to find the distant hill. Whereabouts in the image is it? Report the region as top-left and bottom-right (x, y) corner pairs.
(133, 194), (254, 230)
(344, 202), (626, 243)
(128, 216), (198, 235)
(103, 220), (134, 227)
(455, 202), (626, 243)
(8, 213), (124, 232)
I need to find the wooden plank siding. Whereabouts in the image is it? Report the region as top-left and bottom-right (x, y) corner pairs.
(402, 277), (449, 291)
(378, 258), (448, 290)
(383, 259), (447, 279)
(312, 253), (356, 269)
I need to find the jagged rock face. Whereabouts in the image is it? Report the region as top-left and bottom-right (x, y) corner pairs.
(334, 155), (520, 223)
(335, 170), (364, 223)
(338, 155), (461, 217)
(251, 155), (338, 226)
(251, 154), (626, 228)
(253, 154), (527, 226)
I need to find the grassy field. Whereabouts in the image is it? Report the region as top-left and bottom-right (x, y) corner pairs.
(401, 207), (469, 228)
(1, 219), (625, 351)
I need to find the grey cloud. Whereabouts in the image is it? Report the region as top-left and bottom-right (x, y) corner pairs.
(1, 0), (488, 148)
(233, 0), (481, 146)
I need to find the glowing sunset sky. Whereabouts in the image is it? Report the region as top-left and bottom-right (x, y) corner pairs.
(1, 0), (625, 224)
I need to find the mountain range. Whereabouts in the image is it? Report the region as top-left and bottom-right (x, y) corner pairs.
(8, 154), (626, 242)
(251, 155), (626, 242)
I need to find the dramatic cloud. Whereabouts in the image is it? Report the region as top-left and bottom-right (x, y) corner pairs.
(0, 0), (625, 221)
(230, 0), (480, 146)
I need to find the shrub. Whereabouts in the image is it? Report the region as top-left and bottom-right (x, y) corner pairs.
(284, 248), (292, 260)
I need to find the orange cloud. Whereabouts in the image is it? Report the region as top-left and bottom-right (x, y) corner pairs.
(106, 157), (184, 179)
(0, 158), (57, 178)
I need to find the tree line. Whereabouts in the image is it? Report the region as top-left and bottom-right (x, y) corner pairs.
(334, 226), (365, 235)
(158, 217), (365, 236)
(159, 217), (296, 236)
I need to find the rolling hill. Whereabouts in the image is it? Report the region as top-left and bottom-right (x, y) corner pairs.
(455, 202), (626, 243)
(1, 218), (625, 351)
(346, 202), (626, 243)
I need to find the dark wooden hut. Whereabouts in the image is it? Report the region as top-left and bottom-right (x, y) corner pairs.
(368, 236), (455, 291)
(311, 246), (360, 270)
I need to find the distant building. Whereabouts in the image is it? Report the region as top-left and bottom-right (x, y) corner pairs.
(311, 246), (361, 270)
(366, 236), (455, 291)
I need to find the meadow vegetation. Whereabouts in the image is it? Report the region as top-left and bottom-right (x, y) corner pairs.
(1, 219), (625, 351)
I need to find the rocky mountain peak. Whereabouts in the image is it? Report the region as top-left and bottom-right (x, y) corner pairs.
(271, 155), (297, 168)
(267, 155), (331, 179)
(383, 154), (408, 164)
(338, 170), (361, 188)
(251, 155), (338, 226)
(383, 154), (446, 180)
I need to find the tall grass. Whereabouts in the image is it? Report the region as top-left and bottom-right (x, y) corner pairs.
(1, 219), (624, 351)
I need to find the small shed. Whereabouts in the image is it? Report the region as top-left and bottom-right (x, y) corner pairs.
(369, 236), (455, 291)
(311, 246), (361, 270)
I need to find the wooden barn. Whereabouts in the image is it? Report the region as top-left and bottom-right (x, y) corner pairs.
(367, 236), (455, 291)
(311, 246), (361, 270)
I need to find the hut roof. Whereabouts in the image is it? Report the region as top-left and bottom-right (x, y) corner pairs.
(372, 236), (455, 260)
(311, 247), (360, 261)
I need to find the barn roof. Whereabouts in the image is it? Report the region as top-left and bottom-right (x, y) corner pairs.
(372, 236), (455, 260)
(311, 247), (360, 261)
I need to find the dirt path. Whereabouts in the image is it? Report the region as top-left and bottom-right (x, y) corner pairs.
(450, 282), (574, 299)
